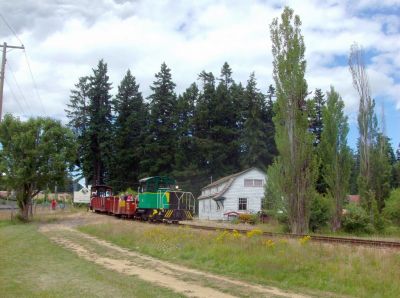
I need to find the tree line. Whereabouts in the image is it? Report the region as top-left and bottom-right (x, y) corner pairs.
(1, 6), (399, 227)
(266, 7), (400, 234)
(65, 61), (277, 195)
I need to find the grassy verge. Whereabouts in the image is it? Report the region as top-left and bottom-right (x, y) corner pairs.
(80, 221), (400, 297)
(0, 220), (183, 298)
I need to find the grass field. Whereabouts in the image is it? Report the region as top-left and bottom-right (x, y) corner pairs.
(79, 221), (400, 298)
(0, 220), (184, 298)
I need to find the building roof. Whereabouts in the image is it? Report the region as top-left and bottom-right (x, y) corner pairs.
(201, 167), (259, 190)
(198, 167), (263, 201)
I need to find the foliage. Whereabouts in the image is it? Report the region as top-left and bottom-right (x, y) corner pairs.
(383, 188), (400, 225)
(308, 88), (326, 146)
(66, 59), (113, 185)
(0, 114), (76, 220)
(269, 6), (318, 233)
(342, 203), (372, 234)
(111, 69), (147, 192)
(349, 43), (377, 219)
(309, 193), (332, 232)
(371, 133), (392, 213)
(142, 62), (177, 176)
(319, 86), (351, 231)
(240, 73), (276, 169)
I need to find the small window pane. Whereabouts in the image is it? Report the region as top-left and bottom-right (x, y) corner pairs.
(238, 198), (247, 210)
(244, 179), (252, 187)
(254, 179), (263, 187)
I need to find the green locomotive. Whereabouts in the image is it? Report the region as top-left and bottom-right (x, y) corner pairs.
(136, 176), (194, 222)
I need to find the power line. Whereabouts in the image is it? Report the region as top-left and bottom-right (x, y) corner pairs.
(0, 13), (46, 118)
(23, 49), (47, 116)
(4, 76), (26, 115)
(6, 62), (32, 113)
(0, 13), (24, 46)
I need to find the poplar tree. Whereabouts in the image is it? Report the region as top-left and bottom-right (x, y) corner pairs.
(269, 7), (317, 234)
(319, 87), (351, 231)
(349, 43), (377, 218)
(111, 70), (147, 191)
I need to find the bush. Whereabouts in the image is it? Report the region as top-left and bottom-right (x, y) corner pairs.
(383, 188), (400, 226)
(309, 193), (331, 232)
(239, 213), (251, 223)
(342, 203), (371, 234)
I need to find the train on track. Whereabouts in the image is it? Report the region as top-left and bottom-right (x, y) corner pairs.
(89, 176), (195, 223)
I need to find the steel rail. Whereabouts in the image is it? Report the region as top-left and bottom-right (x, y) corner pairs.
(179, 222), (400, 249)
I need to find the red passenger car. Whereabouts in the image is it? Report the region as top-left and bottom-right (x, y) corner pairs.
(90, 185), (137, 218)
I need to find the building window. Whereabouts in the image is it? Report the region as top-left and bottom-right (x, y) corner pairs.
(202, 201), (205, 212)
(238, 198), (247, 211)
(244, 179), (263, 187)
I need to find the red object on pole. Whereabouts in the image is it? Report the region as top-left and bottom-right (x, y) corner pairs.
(51, 199), (56, 210)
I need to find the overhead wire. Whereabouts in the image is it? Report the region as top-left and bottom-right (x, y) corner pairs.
(0, 12), (47, 117)
(4, 77), (26, 116)
(0, 13), (24, 46)
(6, 62), (32, 114)
(23, 50), (47, 117)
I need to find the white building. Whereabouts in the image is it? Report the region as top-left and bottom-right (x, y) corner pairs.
(197, 167), (266, 220)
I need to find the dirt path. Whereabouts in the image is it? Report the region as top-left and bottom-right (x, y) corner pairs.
(39, 218), (309, 298)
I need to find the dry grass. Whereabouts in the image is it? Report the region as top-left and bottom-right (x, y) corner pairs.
(0, 220), (184, 298)
(80, 220), (400, 298)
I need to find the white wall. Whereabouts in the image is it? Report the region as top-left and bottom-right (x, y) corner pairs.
(198, 168), (266, 220)
(198, 198), (224, 220)
(223, 168), (265, 216)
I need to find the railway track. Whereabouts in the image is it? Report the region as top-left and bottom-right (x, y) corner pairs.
(179, 222), (400, 249)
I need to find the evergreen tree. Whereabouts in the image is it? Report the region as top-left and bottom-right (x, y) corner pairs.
(143, 62), (177, 176)
(173, 83), (204, 194)
(264, 85), (277, 159)
(371, 133), (392, 212)
(87, 60), (113, 185)
(268, 7), (317, 233)
(111, 70), (147, 191)
(210, 62), (240, 177)
(319, 86), (351, 231)
(174, 83), (198, 169)
(309, 88), (325, 146)
(192, 71), (216, 179)
(349, 149), (359, 195)
(241, 73), (274, 169)
(65, 76), (91, 184)
(66, 60), (113, 185)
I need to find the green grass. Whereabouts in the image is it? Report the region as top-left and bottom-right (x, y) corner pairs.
(0, 220), (183, 298)
(79, 221), (400, 298)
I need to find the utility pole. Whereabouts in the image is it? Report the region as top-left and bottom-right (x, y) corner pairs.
(0, 42), (25, 121)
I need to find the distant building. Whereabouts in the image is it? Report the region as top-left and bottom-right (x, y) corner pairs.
(347, 195), (360, 204)
(197, 167), (266, 220)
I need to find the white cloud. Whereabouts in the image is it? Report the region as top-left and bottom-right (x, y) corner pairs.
(0, 0), (399, 146)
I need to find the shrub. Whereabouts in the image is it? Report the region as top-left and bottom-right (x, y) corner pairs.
(239, 213), (252, 223)
(342, 203), (371, 233)
(383, 188), (400, 226)
(309, 193), (331, 232)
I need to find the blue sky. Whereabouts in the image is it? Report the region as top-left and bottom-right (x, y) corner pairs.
(0, 0), (399, 152)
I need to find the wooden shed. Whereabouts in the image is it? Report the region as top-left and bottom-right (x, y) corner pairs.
(197, 167), (266, 220)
